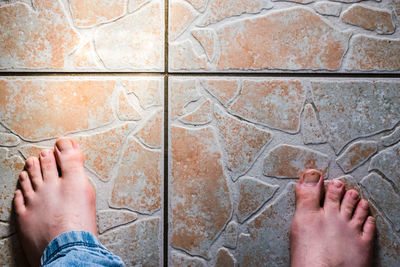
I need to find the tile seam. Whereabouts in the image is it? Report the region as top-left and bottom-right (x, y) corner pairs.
(0, 73), (399, 78)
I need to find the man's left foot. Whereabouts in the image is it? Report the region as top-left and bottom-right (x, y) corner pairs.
(14, 138), (97, 267)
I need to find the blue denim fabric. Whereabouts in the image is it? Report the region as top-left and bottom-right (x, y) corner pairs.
(41, 231), (124, 267)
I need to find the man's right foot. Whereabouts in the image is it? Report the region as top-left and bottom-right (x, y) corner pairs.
(14, 138), (98, 267)
(290, 169), (375, 267)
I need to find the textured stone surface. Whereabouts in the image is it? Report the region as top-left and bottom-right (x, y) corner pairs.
(216, 7), (349, 71)
(0, 79), (115, 141)
(215, 105), (273, 176)
(191, 29), (217, 61)
(237, 177), (279, 223)
(72, 42), (99, 69)
(136, 109), (163, 148)
(264, 145), (330, 178)
(69, 0), (126, 27)
(336, 140), (378, 173)
(198, 0), (270, 26)
(99, 218), (161, 266)
(170, 79), (202, 119)
(341, 5), (395, 34)
(374, 216), (400, 267)
(314, 2), (342, 16)
(381, 126), (400, 147)
(170, 40), (208, 70)
(237, 183), (296, 266)
(223, 221), (238, 249)
(345, 35), (400, 71)
(0, 222), (14, 239)
(76, 124), (133, 181)
(186, 0), (208, 11)
(117, 90), (142, 121)
(369, 143), (400, 190)
(124, 79), (163, 109)
(18, 144), (49, 159)
(361, 173), (400, 232)
(0, 76), (163, 265)
(0, 235), (28, 266)
(170, 251), (207, 266)
(0, 148), (24, 221)
(97, 209), (138, 234)
(95, 0), (164, 71)
(170, 126), (232, 257)
(201, 79), (240, 106)
(170, 0), (198, 41)
(0, 0), (79, 70)
(0, 133), (20, 147)
(2, 0), (400, 264)
(128, 0), (151, 12)
(215, 248), (235, 267)
(301, 103), (327, 145)
(110, 137), (162, 214)
(180, 99), (212, 125)
(229, 80), (304, 132)
(311, 81), (400, 153)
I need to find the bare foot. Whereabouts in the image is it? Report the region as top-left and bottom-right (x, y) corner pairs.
(13, 138), (97, 267)
(290, 169), (375, 267)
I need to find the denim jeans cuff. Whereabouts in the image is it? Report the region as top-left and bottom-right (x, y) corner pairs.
(41, 231), (105, 265)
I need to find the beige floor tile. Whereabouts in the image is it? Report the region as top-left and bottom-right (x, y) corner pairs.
(168, 76), (400, 266)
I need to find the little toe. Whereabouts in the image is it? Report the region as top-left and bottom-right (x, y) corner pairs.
(295, 169), (324, 212)
(351, 199), (370, 230)
(25, 157), (43, 190)
(54, 137), (85, 178)
(39, 149), (59, 182)
(13, 190), (26, 215)
(323, 180), (345, 214)
(19, 171), (34, 200)
(340, 189), (360, 220)
(362, 216), (376, 242)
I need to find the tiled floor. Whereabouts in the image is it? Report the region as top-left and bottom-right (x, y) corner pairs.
(0, 0), (399, 266)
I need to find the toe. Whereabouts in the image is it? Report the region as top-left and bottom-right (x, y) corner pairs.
(340, 189), (360, 220)
(362, 216), (376, 242)
(19, 171), (34, 201)
(39, 149), (59, 182)
(323, 179), (345, 214)
(13, 190), (26, 215)
(351, 199), (370, 230)
(54, 137), (85, 178)
(295, 169), (324, 212)
(25, 157), (43, 190)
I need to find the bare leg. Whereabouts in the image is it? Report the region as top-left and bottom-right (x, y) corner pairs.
(290, 169), (375, 267)
(13, 138), (97, 267)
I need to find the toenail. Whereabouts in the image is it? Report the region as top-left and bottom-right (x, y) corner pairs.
(333, 180), (343, 188)
(56, 138), (73, 151)
(350, 191), (359, 200)
(40, 150), (49, 157)
(302, 171), (320, 185)
(26, 158), (34, 168)
(368, 217), (376, 224)
(361, 200), (369, 209)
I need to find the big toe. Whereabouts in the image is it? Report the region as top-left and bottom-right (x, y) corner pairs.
(295, 169), (324, 212)
(54, 137), (85, 178)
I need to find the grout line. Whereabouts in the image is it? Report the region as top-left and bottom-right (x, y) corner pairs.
(163, 74), (168, 267)
(0, 72), (399, 78)
(163, 0), (169, 266)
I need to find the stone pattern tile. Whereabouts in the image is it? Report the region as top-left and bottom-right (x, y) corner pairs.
(0, 0), (164, 71)
(169, 0), (400, 72)
(0, 76), (164, 266)
(169, 77), (400, 266)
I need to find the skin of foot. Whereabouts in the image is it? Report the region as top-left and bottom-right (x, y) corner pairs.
(290, 169), (376, 267)
(13, 137), (98, 267)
